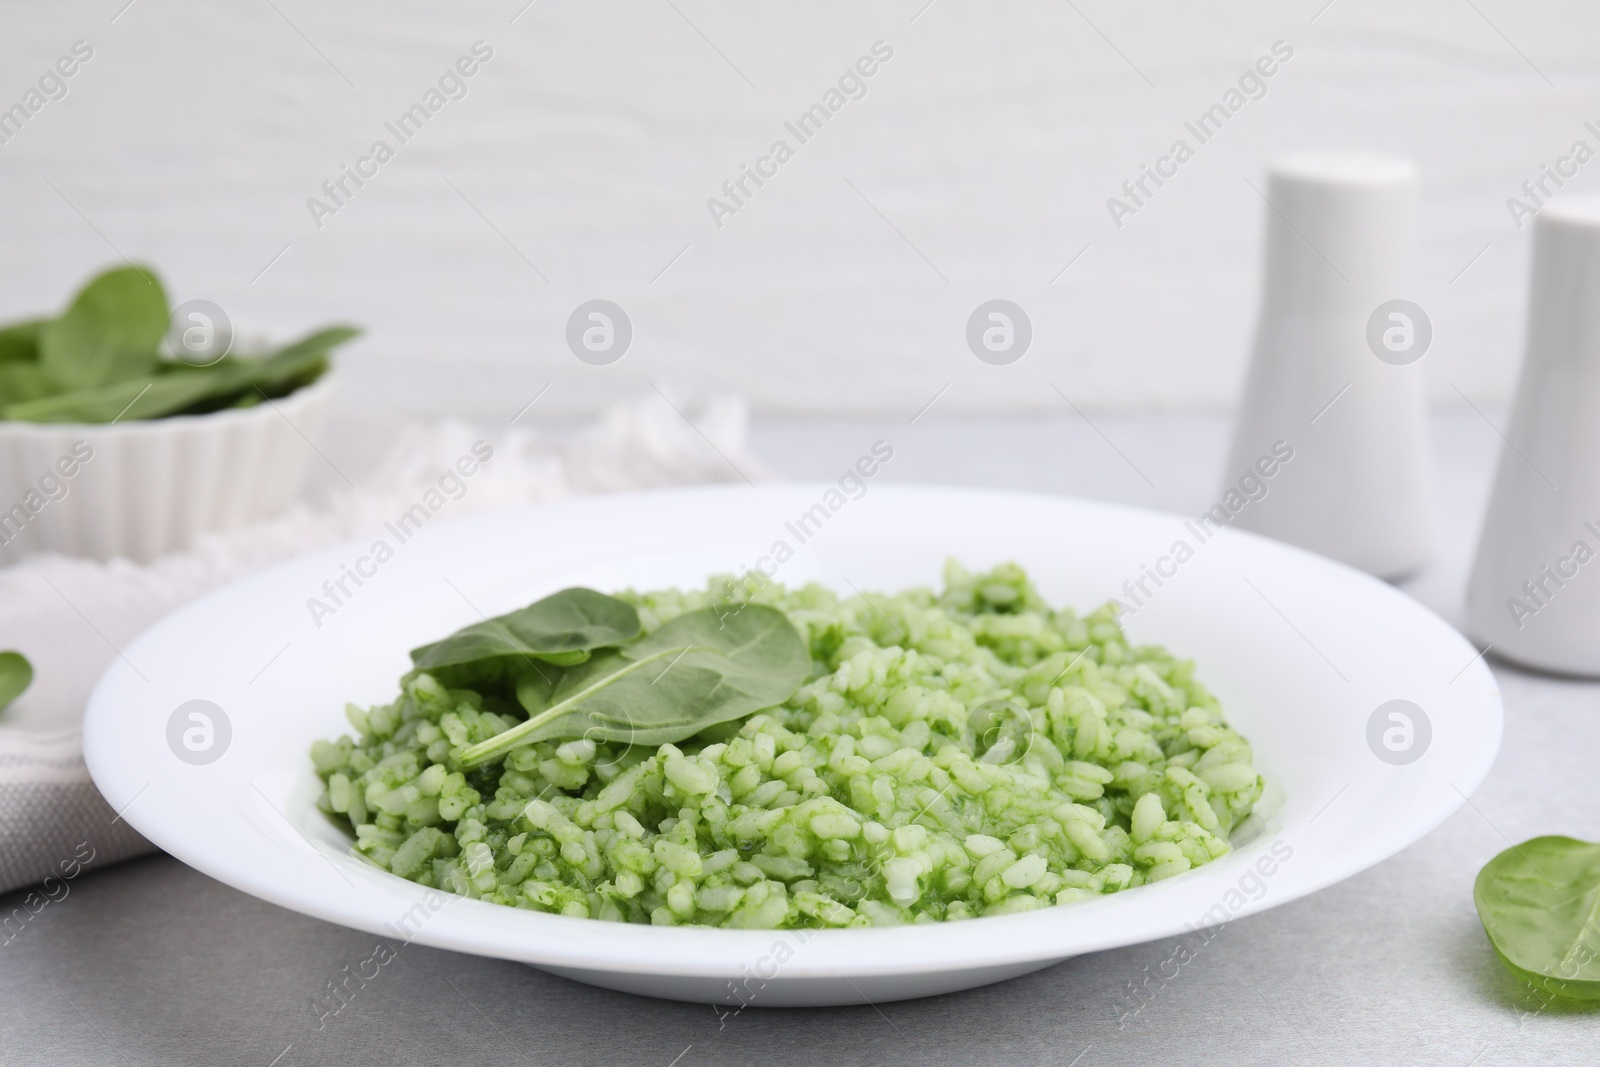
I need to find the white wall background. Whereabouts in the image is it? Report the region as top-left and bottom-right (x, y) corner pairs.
(1, 0), (1596, 418)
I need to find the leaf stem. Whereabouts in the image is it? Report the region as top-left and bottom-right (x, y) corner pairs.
(457, 647), (680, 767)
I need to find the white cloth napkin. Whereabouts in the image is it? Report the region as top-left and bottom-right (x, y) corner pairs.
(0, 393), (764, 895)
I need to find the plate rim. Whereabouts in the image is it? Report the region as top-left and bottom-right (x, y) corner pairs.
(83, 482), (1503, 982)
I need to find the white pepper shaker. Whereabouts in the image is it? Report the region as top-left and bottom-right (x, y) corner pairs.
(1466, 195), (1600, 674)
(1221, 152), (1435, 580)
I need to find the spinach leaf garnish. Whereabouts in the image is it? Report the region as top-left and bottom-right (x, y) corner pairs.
(0, 651), (33, 711)
(411, 587), (642, 672)
(456, 603), (809, 767)
(1475, 835), (1600, 1000)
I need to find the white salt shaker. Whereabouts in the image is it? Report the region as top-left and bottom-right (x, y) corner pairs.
(1221, 152), (1435, 580)
(1466, 195), (1600, 675)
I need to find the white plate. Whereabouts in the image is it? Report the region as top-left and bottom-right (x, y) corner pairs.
(84, 485), (1501, 1006)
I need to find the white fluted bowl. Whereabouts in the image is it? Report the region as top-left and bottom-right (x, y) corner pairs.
(0, 373), (336, 564)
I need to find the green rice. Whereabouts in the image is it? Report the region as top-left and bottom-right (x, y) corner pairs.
(310, 562), (1264, 928)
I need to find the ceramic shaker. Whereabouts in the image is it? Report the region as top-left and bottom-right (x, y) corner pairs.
(1466, 194), (1600, 675)
(1221, 152), (1435, 580)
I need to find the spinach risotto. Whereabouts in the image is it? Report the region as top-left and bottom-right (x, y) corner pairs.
(310, 562), (1264, 928)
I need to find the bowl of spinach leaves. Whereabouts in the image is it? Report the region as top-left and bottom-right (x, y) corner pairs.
(0, 264), (359, 563)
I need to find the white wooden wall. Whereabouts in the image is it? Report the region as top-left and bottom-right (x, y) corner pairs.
(1, 1), (1592, 417)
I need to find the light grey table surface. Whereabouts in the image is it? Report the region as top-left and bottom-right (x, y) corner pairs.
(3, 411), (1594, 1067)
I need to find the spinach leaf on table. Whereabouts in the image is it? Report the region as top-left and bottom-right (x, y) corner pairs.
(411, 587), (642, 673)
(0, 651), (33, 711)
(458, 603), (810, 767)
(39, 265), (167, 389)
(1475, 835), (1600, 1000)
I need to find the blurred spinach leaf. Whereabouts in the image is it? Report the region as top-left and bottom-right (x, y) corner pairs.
(1, 325), (357, 423)
(0, 319), (46, 364)
(0, 363), (57, 407)
(0, 265), (357, 424)
(40, 265), (167, 388)
(0, 651), (32, 711)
